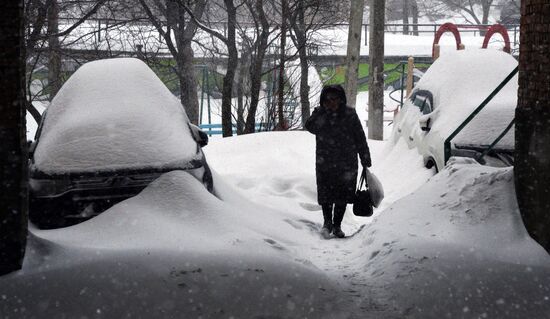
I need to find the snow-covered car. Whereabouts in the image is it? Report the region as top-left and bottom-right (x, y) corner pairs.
(28, 58), (213, 228)
(391, 49), (518, 172)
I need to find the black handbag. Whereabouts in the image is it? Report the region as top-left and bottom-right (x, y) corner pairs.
(353, 168), (374, 217)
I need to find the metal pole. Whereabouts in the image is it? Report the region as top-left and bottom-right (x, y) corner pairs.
(364, 24), (369, 46)
(206, 68), (212, 133)
(199, 67), (205, 125)
(400, 63), (405, 108)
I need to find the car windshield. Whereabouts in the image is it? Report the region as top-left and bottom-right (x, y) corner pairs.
(33, 58), (199, 174)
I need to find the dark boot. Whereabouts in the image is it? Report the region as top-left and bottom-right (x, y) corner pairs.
(321, 204), (333, 238)
(332, 204), (346, 238)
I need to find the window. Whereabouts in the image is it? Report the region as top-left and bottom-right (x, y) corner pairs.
(411, 90), (434, 115)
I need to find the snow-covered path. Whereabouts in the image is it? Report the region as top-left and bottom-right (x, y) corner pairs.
(204, 130), (434, 317)
(205, 130), (550, 318)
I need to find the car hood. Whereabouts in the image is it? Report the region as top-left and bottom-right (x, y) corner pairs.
(33, 58), (199, 174)
(453, 106), (515, 150)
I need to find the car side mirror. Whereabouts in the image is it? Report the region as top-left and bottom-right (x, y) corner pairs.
(189, 123), (209, 147)
(419, 116), (431, 132)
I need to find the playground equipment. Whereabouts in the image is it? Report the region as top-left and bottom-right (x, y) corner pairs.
(432, 23), (464, 60)
(482, 24), (512, 53)
(432, 23), (512, 60)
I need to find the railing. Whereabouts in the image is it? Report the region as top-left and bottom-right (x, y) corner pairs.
(199, 123), (266, 136)
(363, 23), (520, 52)
(443, 66), (519, 165)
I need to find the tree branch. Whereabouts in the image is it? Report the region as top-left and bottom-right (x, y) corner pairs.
(174, 0), (229, 44)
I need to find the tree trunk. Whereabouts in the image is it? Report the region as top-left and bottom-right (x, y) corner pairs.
(276, 0), (288, 130)
(367, 0), (385, 140)
(244, 0), (270, 134)
(169, 0), (202, 125)
(221, 0), (238, 137)
(411, 0), (419, 36)
(515, 0), (550, 252)
(298, 44), (310, 127)
(344, 0), (364, 109)
(236, 52), (248, 134)
(236, 77), (245, 135)
(296, 1), (311, 127)
(0, 0), (28, 275)
(480, 0), (492, 36)
(402, 0), (409, 35)
(244, 44), (267, 134)
(179, 42), (200, 125)
(47, 0), (62, 99)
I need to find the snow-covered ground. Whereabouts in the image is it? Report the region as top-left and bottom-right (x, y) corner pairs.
(3, 119), (550, 318)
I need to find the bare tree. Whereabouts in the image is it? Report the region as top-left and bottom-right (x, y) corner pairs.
(47, 0), (62, 98)
(276, 0), (288, 129)
(0, 0), (28, 275)
(288, 0), (343, 125)
(180, 0), (238, 136)
(25, 0), (109, 125)
(139, 0), (206, 125)
(242, 0), (273, 134)
(515, 0), (550, 252)
(411, 0), (419, 35)
(498, 0), (520, 24)
(288, 0), (310, 126)
(344, 0), (365, 109)
(402, 0), (409, 34)
(439, 0), (495, 33)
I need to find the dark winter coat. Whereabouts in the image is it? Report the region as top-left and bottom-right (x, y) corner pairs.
(305, 85), (371, 205)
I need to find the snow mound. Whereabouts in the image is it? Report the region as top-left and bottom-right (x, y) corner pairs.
(34, 58), (198, 174)
(353, 159), (550, 318)
(1, 171), (347, 318)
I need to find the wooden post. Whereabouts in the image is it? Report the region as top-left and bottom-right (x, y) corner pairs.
(406, 56), (414, 98)
(433, 43), (440, 61)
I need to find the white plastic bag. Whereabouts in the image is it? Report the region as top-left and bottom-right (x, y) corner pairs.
(366, 169), (384, 208)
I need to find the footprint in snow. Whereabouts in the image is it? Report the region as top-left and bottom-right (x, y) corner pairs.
(264, 238), (286, 251)
(299, 202), (322, 211)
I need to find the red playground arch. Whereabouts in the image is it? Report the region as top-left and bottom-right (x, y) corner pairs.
(432, 23), (462, 59)
(482, 24), (511, 53)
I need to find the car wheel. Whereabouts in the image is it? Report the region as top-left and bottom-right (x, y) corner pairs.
(425, 158), (439, 174)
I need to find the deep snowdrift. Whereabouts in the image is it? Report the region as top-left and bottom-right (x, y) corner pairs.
(1, 171), (348, 318)
(350, 158), (550, 318)
(2, 131), (549, 318)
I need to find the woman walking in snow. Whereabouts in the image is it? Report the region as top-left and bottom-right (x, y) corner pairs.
(305, 84), (372, 238)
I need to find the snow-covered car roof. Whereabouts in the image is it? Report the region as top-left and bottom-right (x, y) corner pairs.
(414, 49), (518, 148)
(33, 58), (199, 174)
